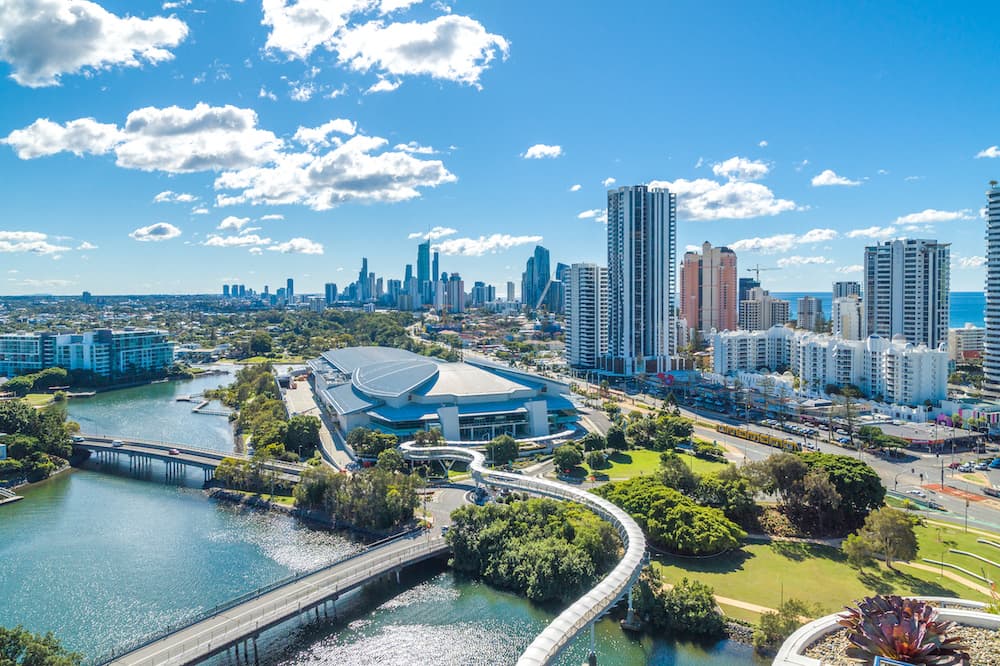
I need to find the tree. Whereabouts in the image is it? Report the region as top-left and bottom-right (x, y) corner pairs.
(846, 506), (918, 570)
(346, 428), (398, 458)
(585, 450), (607, 470)
(606, 425), (628, 451)
(753, 599), (816, 651)
(376, 448), (405, 473)
(0, 625), (82, 666)
(554, 444), (583, 471)
(248, 330), (273, 355)
(580, 432), (606, 452)
(843, 532), (874, 571)
(662, 578), (725, 638)
(658, 452), (698, 494)
(800, 452), (885, 530)
(485, 434), (519, 466)
(412, 429), (445, 446)
(833, 386), (860, 447)
(285, 415), (321, 458)
(695, 470), (756, 523)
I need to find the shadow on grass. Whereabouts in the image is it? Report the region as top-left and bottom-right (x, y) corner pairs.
(857, 568), (960, 599)
(654, 548), (755, 575)
(608, 451), (633, 465)
(770, 541), (846, 563)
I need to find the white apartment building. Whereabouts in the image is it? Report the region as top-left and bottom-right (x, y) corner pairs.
(986, 183), (1000, 391)
(832, 281), (861, 299)
(738, 287), (790, 331)
(601, 185), (676, 376)
(565, 263), (608, 369)
(0, 329), (174, 381)
(831, 295), (865, 340)
(864, 238), (950, 349)
(796, 296), (823, 331)
(949, 324), (985, 362)
(713, 327), (948, 406)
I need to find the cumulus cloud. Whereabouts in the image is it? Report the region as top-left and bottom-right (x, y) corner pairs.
(649, 177), (799, 221)
(846, 225), (897, 239)
(602, 177), (616, 187)
(711, 156), (769, 181)
(836, 265), (863, 274)
(129, 222), (181, 242)
(569, 184), (581, 192)
(259, 86), (278, 101)
(522, 144), (562, 159)
(0, 0), (188, 87)
(293, 118), (357, 150)
(394, 141), (436, 154)
(976, 146), (1000, 159)
(192, 207), (209, 215)
(2, 118), (122, 159)
(214, 134), (456, 210)
(203, 233), (272, 247)
(153, 190), (197, 203)
(217, 216), (251, 231)
(777, 255), (833, 268)
(893, 208), (974, 225)
(577, 208), (608, 224)
(6, 106), (455, 211)
(758, 140), (768, 148)
(433, 233), (542, 256)
(365, 78), (401, 94)
(76, 241), (98, 250)
(268, 237), (324, 254)
(811, 169), (860, 187)
(289, 82), (315, 101)
(0, 231), (70, 254)
(260, 214), (284, 221)
(956, 255), (986, 269)
(407, 226), (457, 240)
(728, 228), (835, 254)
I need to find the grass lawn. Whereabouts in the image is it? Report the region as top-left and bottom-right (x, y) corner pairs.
(915, 521), (1000, 583)
(230, 489), (296, 506)
(23, 393), (54, 407)
(717, 602), (762, 624)
(654, 541), (988, 617)
(581, 448), (728, 481)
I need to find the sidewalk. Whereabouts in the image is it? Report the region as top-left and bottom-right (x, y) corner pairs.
(282, 379), (353, 470)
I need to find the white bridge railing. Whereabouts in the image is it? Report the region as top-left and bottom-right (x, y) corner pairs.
(400, 443), (647, 666)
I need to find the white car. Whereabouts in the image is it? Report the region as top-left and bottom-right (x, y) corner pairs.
(908, 489), (927, 498)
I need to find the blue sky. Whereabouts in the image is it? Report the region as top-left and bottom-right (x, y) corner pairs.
(1, 0), (998, 296)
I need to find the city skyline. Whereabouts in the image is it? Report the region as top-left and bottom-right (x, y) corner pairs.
(2, 2), (1000, 295)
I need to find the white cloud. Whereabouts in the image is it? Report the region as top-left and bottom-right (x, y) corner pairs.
(268, 237), (324, 254)
(76, 241), (98, 250)
(0, 0), (188, 87)
(836, 265), (863, 274)
(649, 177), (799, 221)
(289, 82), (315, 101)
(811, 169), (860, 187)
(602, 177), (616, 187)
(2, 117), (122, 159)
(794, 159), (809, 172)
(217, 215), (251, 231)
(846, 225), (897, 239)
(214, 134), (456, 210)
(393, 141), (435, 154)
(893, 208), (974, 225)
(153, 190), (197, 203)
(522, 144), (562, 160)
(711, 156), (769, 181)
(433, 233), (542, 256)
(877, 169), (889, 175)
(192, 207), (209, 215)
(365, 77), (401, 94)
(904, 175), (923, 182)
(332, 14), (508, 86)
(260, 214), (284, 221)
(569, 184), (581, 192)
(728, 228), (836, 254)
(129, 222), (181, 242)
(684, 244), (701, 253)
(259, 86), (278, 101)
(249, 247), (263, 255)
(262, 0), (365, 60)
(758, 140), (768, 148)
(577, 208), (608, 224)
(407, 226), (457, 240)
(11, 277), (74, 288)
(956, 256), (986, 269)
(777, 255), (833, 268)
(0, 231), (70, 254)
(203, 233), (272, 247)
(293, 118), (357, 150)
(976, 146), (1000, 159)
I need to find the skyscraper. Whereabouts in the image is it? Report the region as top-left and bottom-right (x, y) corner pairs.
(358, 258), (369, 301)
(286, 278), (294, 303)
(679, 241), (738, 334)
(223, 284), (230, 297)
(796, 296), (823, 331)
(985, 183), (1000, 392)
(417, 241), (430, 284)
(738, 277), (760, 302)
(602, 185), (677, 376)
(521, 245), (551, 310)
(404, 264), (413, 284)
(506, 281), (516, 303)
(325, 283), (338, 306)
(432, 251), (440, 283)
(833, 281), (861, 300)
(566, 263), (608, 369)
(864, 239), (950, 348)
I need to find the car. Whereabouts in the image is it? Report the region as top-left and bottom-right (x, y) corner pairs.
(976, 462), (989, 471)
(991, 458), (1000, 469)
(72, 435), (85, 443)
(168, 448), (180, 455)
(837, 437), (851, 444)
(440, 525), (449, 535)
(908, 489), (927, 498)
(959, 464), (974, 473)
(948, 461), (961, 469)
(111, 439), (124, 448)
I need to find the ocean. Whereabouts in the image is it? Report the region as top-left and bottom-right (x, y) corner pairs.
(773, 291), (985, 329)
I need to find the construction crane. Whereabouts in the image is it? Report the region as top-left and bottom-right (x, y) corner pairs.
(746, 264), (781, 282)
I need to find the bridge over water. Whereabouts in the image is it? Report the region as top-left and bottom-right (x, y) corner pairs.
(73, 436), (305, 484)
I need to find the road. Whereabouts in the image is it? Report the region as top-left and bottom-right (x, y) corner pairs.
(282, 378), (354, 470)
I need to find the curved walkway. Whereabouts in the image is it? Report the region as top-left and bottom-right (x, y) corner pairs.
(400, 443), (647, 666)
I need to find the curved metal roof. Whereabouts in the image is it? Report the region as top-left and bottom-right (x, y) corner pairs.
(352, 359), (439, 398)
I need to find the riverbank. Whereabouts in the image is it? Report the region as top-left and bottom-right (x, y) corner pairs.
(3, 461), (73, 494)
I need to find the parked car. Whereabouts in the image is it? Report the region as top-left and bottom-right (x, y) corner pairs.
(976, 462), (990, 471)
(948, 461), (961, 469)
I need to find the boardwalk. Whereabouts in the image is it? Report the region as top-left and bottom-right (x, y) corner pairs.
(106, 533), (448, 666)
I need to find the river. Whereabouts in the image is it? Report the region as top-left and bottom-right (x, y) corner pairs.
(0, 370), (761, 665)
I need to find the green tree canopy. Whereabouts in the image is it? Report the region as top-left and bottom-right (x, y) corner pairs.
(553, 444), (583, 471)
(485, 434), (519, 466)
(0, 625), (82, 666)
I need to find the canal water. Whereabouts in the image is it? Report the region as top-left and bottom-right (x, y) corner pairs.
(0, 372), (761, 665)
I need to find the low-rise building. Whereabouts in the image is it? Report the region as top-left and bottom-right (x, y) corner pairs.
(948, 323), (985, 362)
